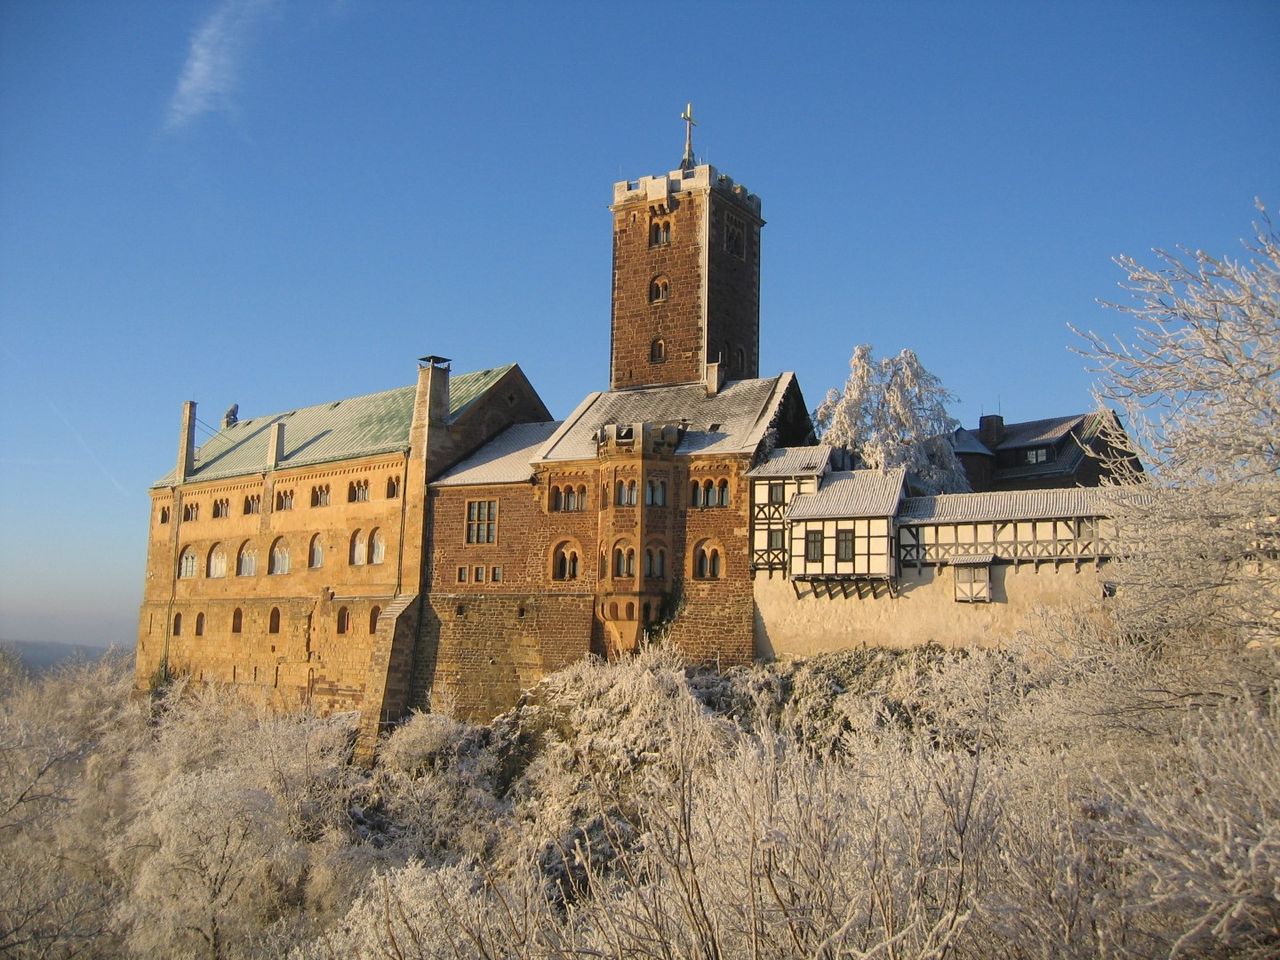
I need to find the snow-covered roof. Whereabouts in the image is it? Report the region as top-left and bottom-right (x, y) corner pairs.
(432, 421), (562, 487)
(748, 445), (833, 478)
(787, 468), (906, 520)
(532, 375), (794, 463)
(898, 488), (1115, 524)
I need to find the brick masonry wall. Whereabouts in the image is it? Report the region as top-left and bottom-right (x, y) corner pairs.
(611, 192), (706, 389)
(705, 191), (762, 380)
(410, 593), (595, 721)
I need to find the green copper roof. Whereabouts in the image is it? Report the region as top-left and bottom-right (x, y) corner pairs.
(154, 364), (515, 487)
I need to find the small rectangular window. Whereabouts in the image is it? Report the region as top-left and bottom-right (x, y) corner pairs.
(805, 530), (824, 563)
(836, 529), (854, 562)
(457, 566), (467, 583)
(954, 564), (992, 603)
(474, 565), (485, 583)
(491, 565), (503, 583)
(769, 482), (785, 504)
(768, 528), (785, 550)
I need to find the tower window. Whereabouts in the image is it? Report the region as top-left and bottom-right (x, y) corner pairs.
(649, 277), (670, 302)
(649, 220), (671, 246)
(650, 338), (666, 363)
(724, 213), (746, 260)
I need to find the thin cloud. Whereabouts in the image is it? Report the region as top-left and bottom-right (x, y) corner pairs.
(166, 0), (280, 130)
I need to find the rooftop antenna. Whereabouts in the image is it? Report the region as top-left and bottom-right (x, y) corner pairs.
(679, 102), (697, 171)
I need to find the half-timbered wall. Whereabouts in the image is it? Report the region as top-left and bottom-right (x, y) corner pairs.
(898, 516), (1114, 568)
(750, 477), (818, 572)
(787, 517), (895, 580)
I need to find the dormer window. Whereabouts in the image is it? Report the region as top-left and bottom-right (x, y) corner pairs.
(649, 277), (670, 302)
(1023, 447), (1051, 465)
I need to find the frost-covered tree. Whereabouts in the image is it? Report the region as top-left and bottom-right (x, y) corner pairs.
(815, 344), (970, 494)
(1077, 204), (1280, 643)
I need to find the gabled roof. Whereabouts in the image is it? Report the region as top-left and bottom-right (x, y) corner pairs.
(787, 468), (906, 521)
(153, 365), (516, 487)
(747, 445), (833, 478)
(433, 421), (562, 487)
(898, 487), (1115, 525)
(532, 374), (795, 463)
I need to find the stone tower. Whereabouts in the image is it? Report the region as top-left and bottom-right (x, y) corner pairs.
(609, 128), (764, 390)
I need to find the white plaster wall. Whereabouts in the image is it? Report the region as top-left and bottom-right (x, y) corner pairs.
(753, 562), (1107, 658)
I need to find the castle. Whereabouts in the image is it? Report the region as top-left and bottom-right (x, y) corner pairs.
(136, 122), (1127, 756)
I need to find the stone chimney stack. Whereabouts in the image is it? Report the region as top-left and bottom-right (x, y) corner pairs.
(176, 400), (196, 484)
(978, 414), (1005, 448)
(705, 359), (726, 397)
(269, 421), (286, 470)
(420, 355), (452, 428)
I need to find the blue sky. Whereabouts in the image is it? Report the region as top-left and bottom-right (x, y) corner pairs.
(1, 0), (1276, 648)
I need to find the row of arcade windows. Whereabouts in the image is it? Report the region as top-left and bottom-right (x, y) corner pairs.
(178, 530), (386, 579)
(611, 479), (671, 507)
(693, 543), (722, 579)
(456, 565), (503, 584)
(690, 479), (731, 508)
(160, 476), (401, 523)
(172, 605), (381, 638)
(550, 485), (588, 512)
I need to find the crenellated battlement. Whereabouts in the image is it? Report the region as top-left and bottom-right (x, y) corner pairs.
(612, 164), (762, 216)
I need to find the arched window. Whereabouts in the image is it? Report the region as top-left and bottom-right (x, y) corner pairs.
(690, 480), (701, 507)
(369, 529), (385, 565)
(644, 549), (655, 577)
(613, 547), (626, 578)
(657, 548), (666, 577)
(704, 479), (716, 506)
(552, 487), (563, 511)
(552, 541), (580, 581)
(564, 487), (577, 511)
(649, 276), (670, 302)
(350, 530), (366, 566)
(212, 498), (229, 519)
(370, 606), (381, 633)
(268, 607), (281, 634)
(236, 541), (257, 576)
(645, 480), (655, 505)
(577, 485), (587, 510)
(348, 480), (369, 503)
(718, 479), (730, 508)
(734, 347), (746, 373)
(243, 494), (260, 515)
(615, 480), (626, 506)
(178, 546), (197, 579)
(172, 612), (182, 636)
(268, 538), (290, 575)
(643, 602), (652, 623)
(183, 502), (199, 522)
(159, 506), (170, 524)
(386, 475), (401, 499)
(194, 612), (204, 637)
(308, 534), (323, 569)
(336, 607), (350, 635)
(626, 548), (636, 576)
(207, 543), (227, 578)
(627, 480), (637, 506)
(231, 608), (243, 633)
(657, 480), (667, 506)
(693, 541), (722, 580)
(650, 338), (666, 363)
(275, 489), (293, 511)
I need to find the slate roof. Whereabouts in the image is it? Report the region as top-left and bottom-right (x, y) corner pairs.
(154, 365), (516, 487)
(787, 468), (906, 520)
(747, 445), (833, 478)
(533, 375), (793, 463)
(898, 487), (1115, 525)
(433, 421), (563, 487)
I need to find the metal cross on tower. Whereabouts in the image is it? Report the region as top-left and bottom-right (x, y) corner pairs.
(679, 102), (697, 171)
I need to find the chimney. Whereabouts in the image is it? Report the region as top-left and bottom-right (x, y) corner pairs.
(268, 421), (286, 470)
(420, 355), (452, 428)
(978, 414), (1005, 448)
(176, 400), (196, 484)
(705, 360), (726, 397)
(222, 403), (239, 429)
